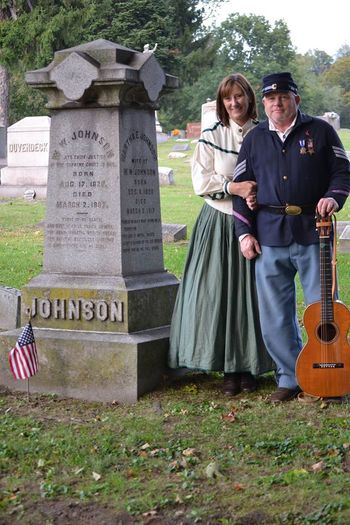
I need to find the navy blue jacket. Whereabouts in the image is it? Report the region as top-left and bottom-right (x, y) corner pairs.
(233, 111), (350, 246)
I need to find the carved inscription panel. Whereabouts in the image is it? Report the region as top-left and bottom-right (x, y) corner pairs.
(119, 107), (164, 274)
(44, 108), (120, 275)
(43, 107), (164, 277)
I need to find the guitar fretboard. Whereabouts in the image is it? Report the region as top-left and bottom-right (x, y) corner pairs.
(319, 236), (334, 323)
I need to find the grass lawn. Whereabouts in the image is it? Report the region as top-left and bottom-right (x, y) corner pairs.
(0, 130), (349, 524)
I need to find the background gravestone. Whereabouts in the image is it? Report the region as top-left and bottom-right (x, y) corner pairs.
(172, 143), (190, 152)
(337, 221), (350, 253)
(0, 39), (179, 403)
(0, 286), (21, 331)
(201, 99), (216, 130)
(158, 166), (174, 185)
(0, 116), (50, 199)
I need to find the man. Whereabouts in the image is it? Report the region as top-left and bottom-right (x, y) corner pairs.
(233, 72), (350, 403)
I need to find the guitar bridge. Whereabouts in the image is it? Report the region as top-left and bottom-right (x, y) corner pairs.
(313, 363), (344, 369)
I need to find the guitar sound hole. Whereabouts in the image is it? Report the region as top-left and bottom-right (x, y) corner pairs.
(317, 322), (337, 343)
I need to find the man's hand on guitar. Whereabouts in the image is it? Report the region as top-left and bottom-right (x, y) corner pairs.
(240, 234), (261, 260)
(316, 197), (339, 217)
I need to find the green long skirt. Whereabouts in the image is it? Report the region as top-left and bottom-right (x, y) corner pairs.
(168, 203), (274, 374)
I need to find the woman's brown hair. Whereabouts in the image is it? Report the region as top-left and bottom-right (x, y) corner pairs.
(216, 73), (257, 127)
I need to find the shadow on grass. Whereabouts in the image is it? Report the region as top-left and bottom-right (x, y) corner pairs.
(159, 369), (277, 397)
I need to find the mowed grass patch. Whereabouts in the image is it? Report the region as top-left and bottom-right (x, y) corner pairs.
(1, 378), (350, 524)
(339, 128), (350, 150)
(0, 231), (44, 289)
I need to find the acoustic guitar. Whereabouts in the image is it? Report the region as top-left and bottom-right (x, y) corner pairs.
(296, 214), (350, 398)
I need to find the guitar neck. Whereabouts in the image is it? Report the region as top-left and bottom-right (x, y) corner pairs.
(319, 234), (334, 323)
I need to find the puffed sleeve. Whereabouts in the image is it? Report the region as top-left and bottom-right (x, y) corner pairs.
(191, 134), (229, 200)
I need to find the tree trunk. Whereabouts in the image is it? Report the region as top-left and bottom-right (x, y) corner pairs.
(0, 64), (9, 128)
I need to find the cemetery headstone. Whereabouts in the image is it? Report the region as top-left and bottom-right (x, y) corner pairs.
(338, 221), (350, 253)
(0, 286), (21, 331)
(318, 111), (340, 131)
(0, 116), (50, 198)
(158, 167), (174, 185)
(201, 99), (216, 130)
(168, 151), (187, 159)
(172, 143), (190, 152)
(162, 223), (187, 242)
(0, 39), (179, 403)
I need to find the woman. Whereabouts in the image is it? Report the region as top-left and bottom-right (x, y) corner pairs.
(168, 73), (274, 395)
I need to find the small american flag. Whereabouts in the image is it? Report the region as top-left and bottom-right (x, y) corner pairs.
(9, 322), (39, 380)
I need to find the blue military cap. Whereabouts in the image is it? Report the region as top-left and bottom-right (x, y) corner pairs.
(261, 72), (298, 96)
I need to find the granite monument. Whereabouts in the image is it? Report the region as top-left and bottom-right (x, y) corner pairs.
(0, 39), (179, 403)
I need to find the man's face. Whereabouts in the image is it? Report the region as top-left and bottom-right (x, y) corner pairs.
(262, 91), (300, 129)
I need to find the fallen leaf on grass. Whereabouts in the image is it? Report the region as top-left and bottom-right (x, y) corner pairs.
(311, 460), (325, 472)
(142, 510), (159, 518)
(205, 461), (223, 478)
(182, 447), (198, 457)
(169, 458), (189, 471)
(149, 448), (167, 457)
(327, 448), (341, 457)
(183, 384), (199, 394)
(221, 411), (237, 422)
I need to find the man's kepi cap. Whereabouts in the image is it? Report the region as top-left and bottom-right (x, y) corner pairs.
(262, 72), (298, 96)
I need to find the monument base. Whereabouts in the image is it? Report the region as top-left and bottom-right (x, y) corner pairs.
(1, 166), (48, 185)
(0, 326), (170, 403)
(21, 272), (178, 333)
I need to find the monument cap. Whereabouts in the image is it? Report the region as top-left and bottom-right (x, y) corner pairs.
(261, 72), (298, 96)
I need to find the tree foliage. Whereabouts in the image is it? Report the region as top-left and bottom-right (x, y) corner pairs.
(0, 1), (348, 129)
(161, 13), (297, 128)
(303, 49), (333, 76)
(322, 55), (350, 126)
(0, 0), (224, 124)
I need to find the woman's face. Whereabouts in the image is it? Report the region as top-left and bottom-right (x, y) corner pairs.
(222, 84), (250, 125)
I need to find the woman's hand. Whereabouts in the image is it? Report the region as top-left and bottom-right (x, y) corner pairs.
(246, 194), (257, 210)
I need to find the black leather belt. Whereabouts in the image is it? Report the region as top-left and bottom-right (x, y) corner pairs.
(259, 204), (316, 216)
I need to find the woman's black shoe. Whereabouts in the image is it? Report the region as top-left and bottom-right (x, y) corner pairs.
(240, 372), (257, 393)
(223, 373), (241, 396)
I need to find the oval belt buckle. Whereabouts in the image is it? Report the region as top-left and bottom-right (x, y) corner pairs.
(285, 205), (302, 215)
